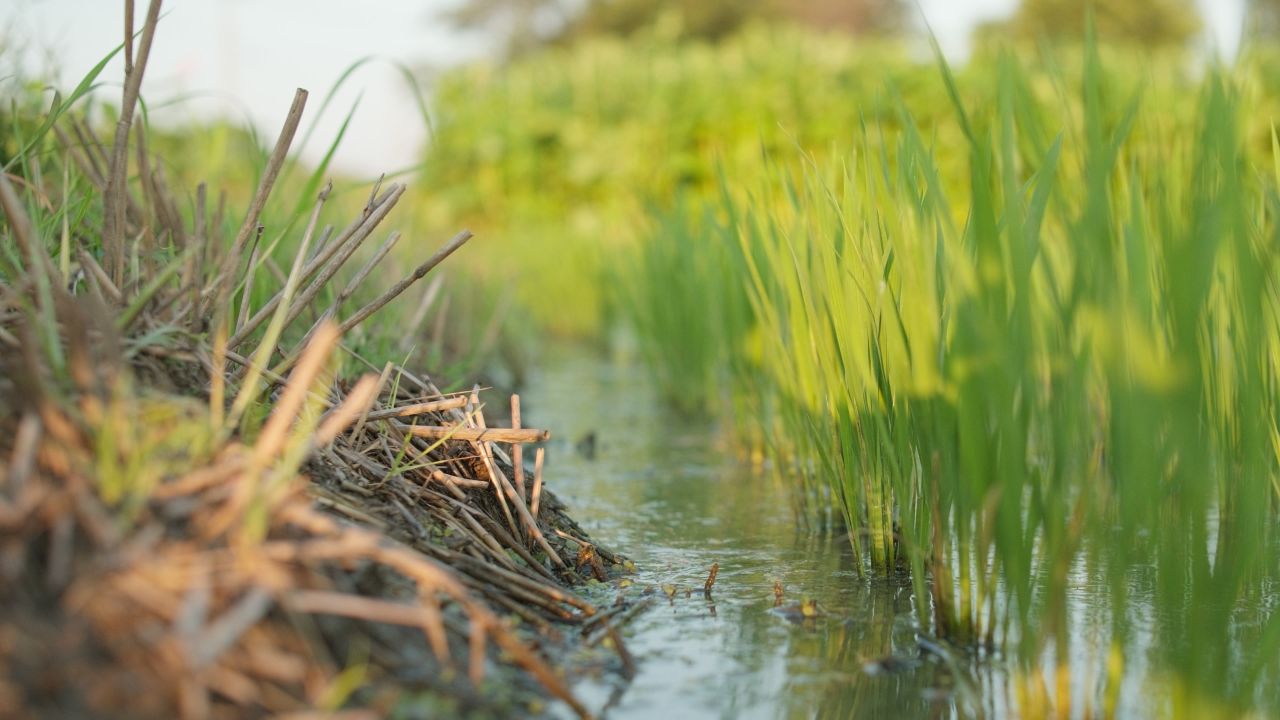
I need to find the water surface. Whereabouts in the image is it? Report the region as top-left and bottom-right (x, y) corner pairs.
(516, 342), (1280, 720)
(522, 348), (977, 719)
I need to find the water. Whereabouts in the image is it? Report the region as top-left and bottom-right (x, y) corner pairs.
(521, 348), (983, 719)
(519, 348), (1280, 719)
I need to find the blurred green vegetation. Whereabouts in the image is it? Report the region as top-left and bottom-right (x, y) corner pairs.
(995, 0), (1201, 47)
(1248, 0), (1280, 40)
(414, 18), (1280, 717)
(443, 0), (906, 57)
(633, 40), (1280, 720)
(416, 22), (1236, 337)
(418, 25), (957, 336)
(443, 0), (1213, 55)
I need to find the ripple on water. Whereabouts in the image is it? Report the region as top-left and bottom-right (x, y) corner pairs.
(521, 348), (969, 719)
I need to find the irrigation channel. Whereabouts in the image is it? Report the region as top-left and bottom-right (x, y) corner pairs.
(522, 346), (981, 717)
(519, 346), (1255, 719)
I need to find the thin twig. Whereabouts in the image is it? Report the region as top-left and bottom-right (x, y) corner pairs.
(364, 397), (469, 421)
(337, 229), (473, 336)
(396, 424), (550, 444)
(202, 88), (308, 320)
(226, 184), (403, 351)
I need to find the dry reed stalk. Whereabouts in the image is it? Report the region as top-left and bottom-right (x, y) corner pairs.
(132, 122), (185, 249)
(704, 562), (719, 598)
(233, 182), (329, 363)
(448, 551), (596, 615)
(583, 599), (652, 648)
(464, 389), (520, 540)
(200, 88), (309, 321)
(275, 219), (397, 351)
(346, 361), (393, 441)
(511, 394), (526, 502)
(103, 0), (162, 283)
(186, 183), (208, 330)
(251, 322), (342, 464)
(397, 424), (550, 443)
(225, 184), (403, 351)
(325, 228), (401, 313)
(335, 229), (473, 336)
(0, 174), (56, 282)
(314, 375), (379, 446)
(234, 241), (262, 332)
(5, 413), (41, 498)
(400, 275), (445, 353)
(267, 227), (401, 379)
(495, 460), (566, 570)
(429, 469), (490, 489)
(532, 447), (546, 519)
(363, 396), (469, 420)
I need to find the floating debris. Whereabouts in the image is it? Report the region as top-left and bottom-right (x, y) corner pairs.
(862, 655), (921, 676)
(574, 540), (609, 581)
(771, 599), (824, 624)
(575, 431), (598, 460)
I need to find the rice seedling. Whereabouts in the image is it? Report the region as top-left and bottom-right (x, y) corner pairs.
(615, 33), (1280, 719)
(614, 196), (749, 414)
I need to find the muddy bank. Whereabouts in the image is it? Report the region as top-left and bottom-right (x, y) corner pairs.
(0, 7), (632, 715)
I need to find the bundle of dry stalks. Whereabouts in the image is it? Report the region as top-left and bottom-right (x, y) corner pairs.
(0, 2), (622, 717)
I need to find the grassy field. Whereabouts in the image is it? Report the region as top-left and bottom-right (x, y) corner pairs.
(419, 27), (1280, 718)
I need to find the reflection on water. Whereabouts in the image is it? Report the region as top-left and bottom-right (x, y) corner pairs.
(519, 348), (1280, 719)
(521, 347), (974, 719)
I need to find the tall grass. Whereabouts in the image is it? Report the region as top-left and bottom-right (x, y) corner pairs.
(618, 38), (1280, 718)
(615, 196), (751, 411)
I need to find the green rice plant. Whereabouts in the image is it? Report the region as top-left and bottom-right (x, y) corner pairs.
(418, 19), (1233, 345)
(616, 196), (749, 413)
(621, 34), (1280, 717)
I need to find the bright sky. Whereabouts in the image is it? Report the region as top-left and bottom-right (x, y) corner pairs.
(2, 0), (1249, 177)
